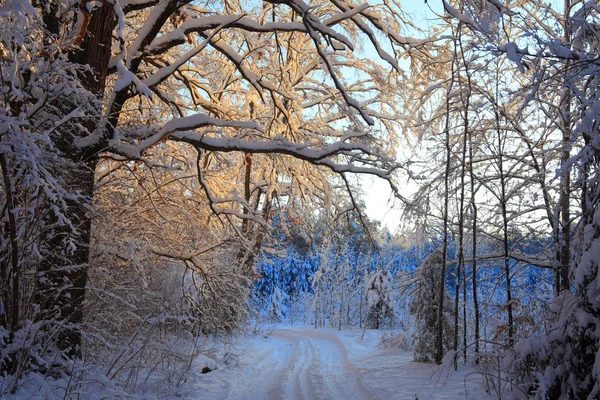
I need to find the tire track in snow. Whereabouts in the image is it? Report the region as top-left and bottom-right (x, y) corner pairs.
(305, 330), (372, 399)
(271, 329), (373, 399)
(225, 332), (298, 399)
(196, 328), (492, 400)
(283, 331), (316, 399)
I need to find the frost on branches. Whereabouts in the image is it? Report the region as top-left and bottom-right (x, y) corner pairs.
(506, 169), (600, 400)
(0, 0), (102, 372)
(491, 2), (600, 398)
(1, 0), (419, 391)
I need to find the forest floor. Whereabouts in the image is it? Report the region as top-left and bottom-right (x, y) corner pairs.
(184, 325), (494, 400)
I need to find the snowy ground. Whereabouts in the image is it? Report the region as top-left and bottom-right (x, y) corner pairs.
(182, 326), (493, 400)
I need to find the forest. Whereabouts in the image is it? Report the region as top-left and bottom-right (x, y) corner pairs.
(0, 0), (599, 398)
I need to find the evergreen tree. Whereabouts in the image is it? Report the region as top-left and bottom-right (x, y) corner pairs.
(267, 287), (288, 323)
(365, 270), (393, 330)
(410, 249), (454, 363)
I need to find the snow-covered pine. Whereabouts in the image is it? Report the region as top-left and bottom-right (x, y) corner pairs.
(365, 270), (393, 330)
(409, 249), (454, 363)
(267, 287), (289, 323)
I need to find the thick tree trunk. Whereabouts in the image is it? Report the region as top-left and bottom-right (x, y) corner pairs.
(37, 162), (96, 353)
(0, 154), (19, 332)
(36, 4), (114, 354)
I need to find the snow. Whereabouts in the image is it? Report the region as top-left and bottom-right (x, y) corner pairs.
(196, 354), (219, 372)
(442, 2), (489, 34)
(366, 271), (391, 308)
(114, 60), (153, 97)
(0, 0), (37, 19)
(137, 114), (262, 151)
(143, 16), (236, 88)
(184, 325), (493, 399)
(501, 42), (526, 73)
(28, 373), (55, 400)
(127, 0), (172, 63)
(504, 42), (519, 64)
(443, 2), (477, 27)
(151, 15), (304, 48)
(548, 38), (573, 59)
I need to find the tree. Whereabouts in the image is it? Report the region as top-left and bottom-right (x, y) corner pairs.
(1, 0), (422, 365)
(439, 1), (600, 396)
(495, 1), (600, 396)
(365, 269), (393, 330)
(267, 287), (288, 323)
(410, 249), (454, 363)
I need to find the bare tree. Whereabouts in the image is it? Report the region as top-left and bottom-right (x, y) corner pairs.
(0, 0), (429, 371)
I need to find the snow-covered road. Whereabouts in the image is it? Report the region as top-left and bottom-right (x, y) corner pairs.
(226, 329), (373, 399)
(185, 327), (492, 400)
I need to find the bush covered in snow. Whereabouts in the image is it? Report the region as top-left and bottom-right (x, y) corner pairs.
(378, 331), (412, 351)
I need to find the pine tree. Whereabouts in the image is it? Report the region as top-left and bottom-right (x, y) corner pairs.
(365, 270), (393, 330)
(410, 249), (454, 363)
(267, 287), (288, 323)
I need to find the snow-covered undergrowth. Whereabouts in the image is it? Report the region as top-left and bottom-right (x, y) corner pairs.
(377, 330), (411, 352)
(0, 326), (241, 399)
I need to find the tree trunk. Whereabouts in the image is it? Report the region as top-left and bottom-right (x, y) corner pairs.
(436, 53), (455, 364)
(469, 132), (480, 364)
(37, 163), (96, 353)
(559, 0), (572, 293)
(359, 291), (363, 329)
(36, 4), (114, 355)
(457, 35), (473, 365)
(0, 154), (19, 332)
(496, 88), (514, 346)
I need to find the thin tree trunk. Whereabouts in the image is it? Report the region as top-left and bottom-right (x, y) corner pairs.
(454, 238), (461, 365)
(346, 301), (350, 328)
(436, 44), (456, 364)
(495, 83), (514, 346)
(359, 291), (363, 329)
(469, 132), (480, 364)
(458, 35), (473, 365)
(462, 263), (467, 362)
(559, 0), (572, 293)
(559, 97), (571, 295)
(436, 111), (451, 364)
(235, 153), (254, 272)
(339, 264), (344, 331)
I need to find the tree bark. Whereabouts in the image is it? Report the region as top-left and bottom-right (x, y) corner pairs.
(37, 4), (114, 355)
